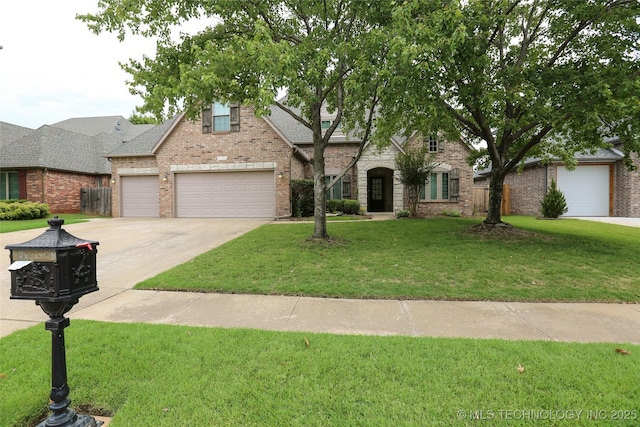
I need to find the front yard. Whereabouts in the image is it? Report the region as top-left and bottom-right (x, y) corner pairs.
(136, 216), (640, 303)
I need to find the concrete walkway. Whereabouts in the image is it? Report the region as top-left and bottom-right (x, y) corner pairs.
(2, 217), (639, 344)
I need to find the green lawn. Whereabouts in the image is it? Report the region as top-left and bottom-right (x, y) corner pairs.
(0, 214), (102, 233)
(1, 321), (638, 426)
(136, 216), (640, 303)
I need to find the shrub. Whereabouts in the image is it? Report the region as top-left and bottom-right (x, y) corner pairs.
(342, 199), (360, 215)
(326, 199), (342, 213)
(540, 179), (568, 218)
(291, 180), (314, 217)
(441, 209), (462, 217)
(395, 209), (412, 218)
(0, 200), (50, 220)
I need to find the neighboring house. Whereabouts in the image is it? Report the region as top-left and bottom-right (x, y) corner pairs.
(0, 116), (151, 213)
(106, 102), (474, 218)
(474, 141), (640, 217)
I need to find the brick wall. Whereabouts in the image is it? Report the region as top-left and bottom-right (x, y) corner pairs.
(504, 164), (549, 216)
(614, 151), (640, 217)
(25, 169), (107, 214)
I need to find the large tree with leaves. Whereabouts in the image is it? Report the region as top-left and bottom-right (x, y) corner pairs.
(376, 0), (639, 226)
(79, 0), (388, 239)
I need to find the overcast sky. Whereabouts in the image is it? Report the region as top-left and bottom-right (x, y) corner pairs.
(0, 1), (205, 129)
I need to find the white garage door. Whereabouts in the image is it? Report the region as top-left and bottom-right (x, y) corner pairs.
(557, 165), (609, 216)
(121, 176), (160, 217)
(175, 171), (275, 218)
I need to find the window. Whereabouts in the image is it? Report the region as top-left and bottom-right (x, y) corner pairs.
(420, 172), (450, 201)
(325, 174), (351, 200)
(321, 119), (341, 131)
(426, 135), (444, 153)
(202, 102), (240, 133)
(0, 171), (19, 199)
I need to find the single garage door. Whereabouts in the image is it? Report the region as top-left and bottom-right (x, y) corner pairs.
(121, 175), (160, 217)
(175, 171), (275, 218)
(557, 165), (609, 216)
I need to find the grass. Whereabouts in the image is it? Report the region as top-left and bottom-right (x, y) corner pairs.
(136, 216), (640, 303)
(1, 321), (638, 426)
(0, 214), (103, 233)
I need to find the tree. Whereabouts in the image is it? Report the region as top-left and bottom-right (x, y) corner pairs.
(395, 144), (438, 217)
(79, 1), (388, 240)
(128, 113), (161, 124)
(540, 178), (568, 218)
(375, 0), (640, 227)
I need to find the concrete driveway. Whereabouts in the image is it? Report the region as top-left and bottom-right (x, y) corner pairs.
(0, 217), (269, 337)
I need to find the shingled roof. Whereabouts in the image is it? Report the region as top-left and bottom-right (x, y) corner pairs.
(0, 125), (123, 174)
(105, 114), (184, 157)
(0, 121), (34, 148)
(52, 116), (154, 141)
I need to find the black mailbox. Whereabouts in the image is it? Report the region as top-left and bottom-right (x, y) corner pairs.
(6, 216), (99, 302)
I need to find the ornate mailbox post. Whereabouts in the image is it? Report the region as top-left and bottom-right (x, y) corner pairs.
(6, 216), (102, 427)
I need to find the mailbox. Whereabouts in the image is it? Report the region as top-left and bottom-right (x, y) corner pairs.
(6, 216), (99, 302)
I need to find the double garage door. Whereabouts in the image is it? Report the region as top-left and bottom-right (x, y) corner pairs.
(121, 171), (275, 218)
(175, 171), (275, 218)
(557, 165), (610, 216)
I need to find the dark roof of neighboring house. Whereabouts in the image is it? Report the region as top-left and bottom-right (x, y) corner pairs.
(0, 121), (34, 147)
(0, 125), (123, 174)
(51, 116), (154, 141)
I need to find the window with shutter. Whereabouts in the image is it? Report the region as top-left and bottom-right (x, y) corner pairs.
(427, 136), (438, 153)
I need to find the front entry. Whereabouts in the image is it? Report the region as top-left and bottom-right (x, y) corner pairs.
(367, 168), (393, 212)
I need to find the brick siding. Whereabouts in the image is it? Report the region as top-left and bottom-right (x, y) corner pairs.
(25, 169), (107, 213)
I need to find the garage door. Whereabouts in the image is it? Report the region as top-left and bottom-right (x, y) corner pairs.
(175, 171), (275, 218)
(121, 176), (160, 217)
(557, 165), (609, 216)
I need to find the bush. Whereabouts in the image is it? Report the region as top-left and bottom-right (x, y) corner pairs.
(291, 180), (314, 217)
(540, 179), (568, 218)
(0, 200), (50, 220)
(441, 209), (462, 217)
(395, 209), (412, 218)
(326, 199), (346, 213)
(342, 199), (360, 215)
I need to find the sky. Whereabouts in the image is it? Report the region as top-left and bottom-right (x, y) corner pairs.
(0, 1), (205, 129)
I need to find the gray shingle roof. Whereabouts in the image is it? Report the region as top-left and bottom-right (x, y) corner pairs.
(0, 121), (34, 147)
(0, 125), (116, 174)
(106, 114), (184, 157)
(51, 116), (154, 141)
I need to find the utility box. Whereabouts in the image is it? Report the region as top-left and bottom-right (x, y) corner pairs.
(6, 216), (99, 302)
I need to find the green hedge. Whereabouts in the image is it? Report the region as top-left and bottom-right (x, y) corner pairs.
(343, 199), (360, 215)
(0, 200), (50, 220)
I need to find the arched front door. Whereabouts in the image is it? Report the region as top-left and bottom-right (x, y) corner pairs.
(367, 167), (394, 212)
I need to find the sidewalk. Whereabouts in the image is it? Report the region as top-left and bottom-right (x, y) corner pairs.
(67, 290), (640, 344)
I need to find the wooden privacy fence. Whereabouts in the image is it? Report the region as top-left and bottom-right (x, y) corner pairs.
(473, 185), (511, 215)
(80, 187), (111, 216)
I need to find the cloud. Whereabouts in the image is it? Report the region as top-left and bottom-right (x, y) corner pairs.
(0, 1), (158, 128)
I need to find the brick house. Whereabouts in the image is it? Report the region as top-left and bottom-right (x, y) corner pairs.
(106, 103), (474, 218)
(0, 117), (151, 213)
(474, 142), (640, 217)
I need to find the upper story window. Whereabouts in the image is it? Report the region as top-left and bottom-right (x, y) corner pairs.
(202, 102), (240, 133)
(321, 119), (341, 131)
(427, 135), (441, 153)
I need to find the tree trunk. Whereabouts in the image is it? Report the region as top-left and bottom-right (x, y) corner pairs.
(485, 168), (506, 225)
(312, 140), (329, 239)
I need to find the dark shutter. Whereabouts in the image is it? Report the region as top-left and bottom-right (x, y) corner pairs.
(342, 174), (351, 198)
(450, 168), (460, 202)
(230, 102), (240, 132)
(202, 105), (212, 133)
